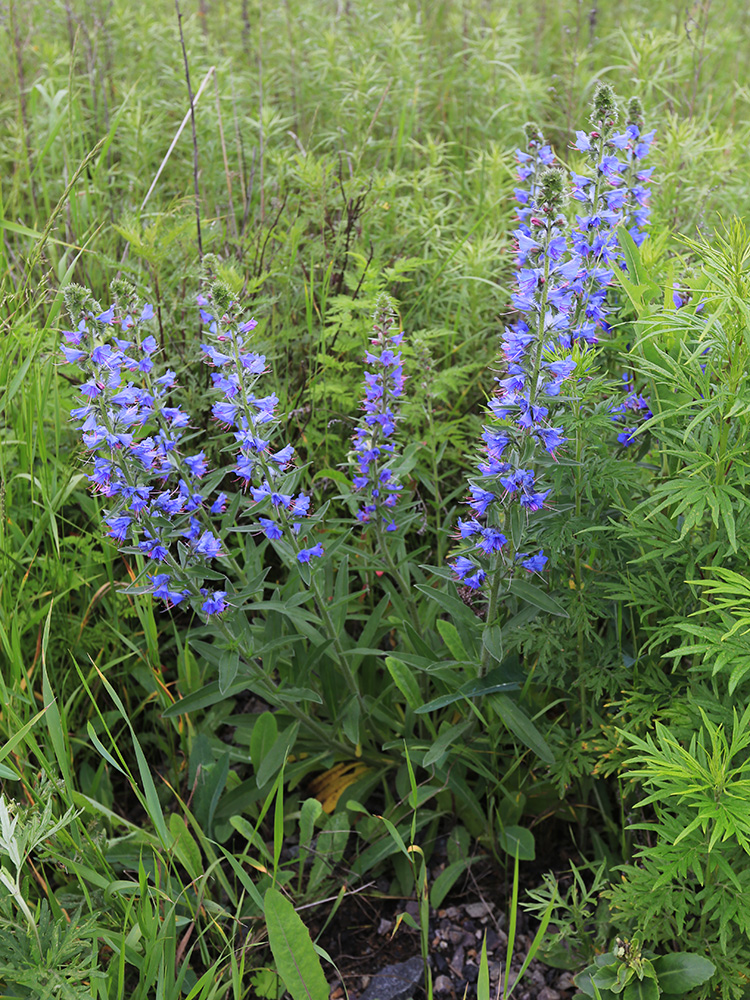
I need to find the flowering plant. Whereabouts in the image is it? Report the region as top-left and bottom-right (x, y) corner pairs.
(447, 85), (655, 682)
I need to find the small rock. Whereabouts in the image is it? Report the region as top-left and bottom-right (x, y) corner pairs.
(434, 975), (453, 994)
(405, 900), (420, 918)
(444, 906), (460, 919)
(358, 957), (424, 1000)
(555, 972), (576, 991)
(450, 944), (465, 976)
(378, 918), (394, 936)
(464, 901), (494, 919)
(447, 929), (464, 945)
(530, 968), (546, 987)
(331, 989), (344, 1000)
(464, 961), (479, 984)
(537, 989), (561, 1000)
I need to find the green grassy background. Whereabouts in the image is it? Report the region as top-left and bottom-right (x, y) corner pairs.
(1, 1), (750, 996)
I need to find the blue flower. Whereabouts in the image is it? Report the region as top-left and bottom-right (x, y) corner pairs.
(298, 542), (324, 563)
(520, 551), (548, 573)
(202, 591), (227, 616)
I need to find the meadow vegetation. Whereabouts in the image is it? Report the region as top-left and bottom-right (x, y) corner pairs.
(1, 1), (750, 998)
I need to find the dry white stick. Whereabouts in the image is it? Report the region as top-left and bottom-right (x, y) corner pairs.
(139, 64), (215, 213)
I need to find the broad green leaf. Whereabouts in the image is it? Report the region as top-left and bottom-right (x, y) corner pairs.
(436, 619), (468, 661)
(169, 812), (202, 882)
(298, 798), (323, 872)
(256, 723), (299, 789)
(386, 656), (423, 712)
(498, 825), (535, 861)
(509, 579), (569, 617)
(162, 676), (251, 718)
(275, 687), (323, 704)
(415, 583), (481, 627)
(482, 624), (503, 663)
(251, 712), (278, 771)
(622, 978), (659, 1000)
(653, 953), (715, 993)
(488, 694), (555, 764)
(592, 965), (620, 991)
(430, 856), (483, 909)
(308, 813), (350, 892)
(264, 887), (329, 1000)
(219, 647), (240, 694)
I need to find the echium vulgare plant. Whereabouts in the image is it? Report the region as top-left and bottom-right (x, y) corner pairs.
(60, 271), (389, 756)
(350, 294), (406, 533)
(198, 279), (324, 566)
(449, 166), (574, 654)
(348, 294), (421, 627)
(449, 84), (655, 677)
(60, 276), (323, 622)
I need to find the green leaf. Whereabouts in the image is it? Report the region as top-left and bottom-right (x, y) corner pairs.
(653, 953), (716, 992)
(498, 825), (535, 861)
(482, 624), (503, 663)
(256, 723), (299, 789)
(423, 720), (473, 767)
(478, 932), (490, 1000)
(575, 962), (613, 999)
(162, 677), (249, 718)
(386, 657), (423, 712)
(308, 813), (350, 892)
(436, 619), (468, 660)
(169, 813), (202, 882)
(415, 664), (520, 714)
(592, 966), (620, 991)
(415, 583), (481, 627)
(622, 979), (660, 1000)
(264, 888), (329, 1000)
(509, 579), (569, 617)
(488, 694), (555, 764)
(430, 856), (483, 909)
(251, 712), (278, 771)
(219, 647), (240, 694)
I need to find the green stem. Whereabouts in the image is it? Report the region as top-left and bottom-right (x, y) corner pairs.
(526, 231), (553, 409)
(479, 553), (503, 678)
(573, 398), (586, 730)
(214, 615), (371, 760)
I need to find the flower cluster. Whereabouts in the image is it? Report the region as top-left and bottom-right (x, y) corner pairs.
(514, 122), (556, 231)
(61, 273), (324, 620)
(620, 97), (655, 248)
(350, 295), (406, 531)
(60, 282), (229, 618)
(450, 166), (572, 590)
(449, 86), (655, 592)
(611, 375), (653, 447)
(568, 85), (653, 344)
(198, 281), (322, 563)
